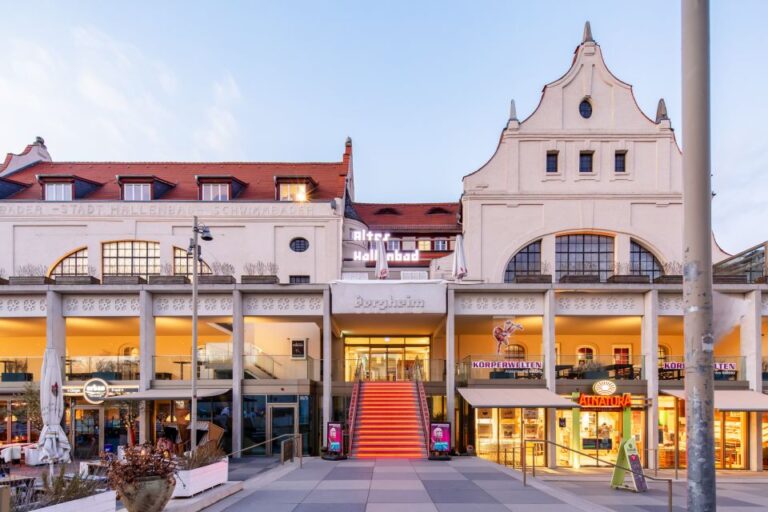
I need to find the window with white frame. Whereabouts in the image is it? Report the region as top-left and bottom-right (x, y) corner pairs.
(433, 239), (448, 251)
(44, 183), (72, 201)
(386, 239), (401, 251)
(201, 183), (229, 201)
(123, 183), (151, 201)
(279, 183), (307, 201)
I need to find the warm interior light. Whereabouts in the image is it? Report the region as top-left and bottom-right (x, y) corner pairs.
(295, 190), (307, 202)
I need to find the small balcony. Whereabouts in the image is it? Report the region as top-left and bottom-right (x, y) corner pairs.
(64, 356), (140, 381)
(459, 355), (544, 382)
(659, 356), (745, 381)
(556, 355), (643, 380)
(0, 357), (43, 382)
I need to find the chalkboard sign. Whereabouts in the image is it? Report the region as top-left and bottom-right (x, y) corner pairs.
(610, 437), (647, 493)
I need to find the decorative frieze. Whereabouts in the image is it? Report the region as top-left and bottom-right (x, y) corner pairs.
(658, 294), (684, 316)
(63, 295), (140, 317)
(243, 294), (324, 316)
(153, 294), (233, 316)
(454, 293), (543, 316)
(555, 293), (643, 316)
(0, 295), (47, 317)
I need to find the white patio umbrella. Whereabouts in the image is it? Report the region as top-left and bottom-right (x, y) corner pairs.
(375, 239), (389, 279)
(38, 347), (71, 472)
(452, 234), (468, 281)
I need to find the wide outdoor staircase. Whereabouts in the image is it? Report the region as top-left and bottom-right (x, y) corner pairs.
(350, 381), (428, 458)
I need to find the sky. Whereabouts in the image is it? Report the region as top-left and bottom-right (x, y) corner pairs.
(0, 1), (766, 254)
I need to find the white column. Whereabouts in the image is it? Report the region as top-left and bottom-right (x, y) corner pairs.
(446, 289), (456, 447)
(138, 291), (155, 444)
(643, 290), (659, 470)
(740, 290), (762, 471)
(322, 288), (332, 447)
(46, 291), (65, 354)
(543, 290), (557, 468)
(231, 290), (244, 456)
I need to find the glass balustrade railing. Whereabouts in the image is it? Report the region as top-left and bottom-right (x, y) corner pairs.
(64, 356), (140, 381)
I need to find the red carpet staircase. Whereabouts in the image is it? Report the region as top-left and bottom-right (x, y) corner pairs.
(350, 381), (427, 459)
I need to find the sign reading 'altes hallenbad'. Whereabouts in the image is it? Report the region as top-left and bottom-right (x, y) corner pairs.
(351, 230), (420, 262)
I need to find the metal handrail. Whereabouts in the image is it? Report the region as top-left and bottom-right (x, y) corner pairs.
(346, 359), (363, 456)
(413, 358), (431, 454)
(521, 439), (673, 512)
(227, 432), (303, 467)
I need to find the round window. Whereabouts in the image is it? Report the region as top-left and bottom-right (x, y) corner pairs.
(579, 99), (592, 119)
(290, 238), (309, 252)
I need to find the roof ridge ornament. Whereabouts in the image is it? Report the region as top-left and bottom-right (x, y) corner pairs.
(656, 98), (669, 123)
(509, 99), (518, 122)
(582, 21), (594, 44)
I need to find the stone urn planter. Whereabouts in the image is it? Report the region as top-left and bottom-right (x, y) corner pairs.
(36, 490), (117, 512)
(118, 476), (176, 512)
(241, 275), (279, 284)
(199, 275), (236, 285)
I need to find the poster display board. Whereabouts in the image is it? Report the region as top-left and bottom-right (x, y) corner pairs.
(327, 422), (342, 453)
(430, 423), (450, 452)
(610, 437), (648, 492)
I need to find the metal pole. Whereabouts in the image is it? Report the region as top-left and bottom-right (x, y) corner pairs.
(522, 440), (527, 486)
(682, 1), (716, 510)
(191, 215), (199, 452)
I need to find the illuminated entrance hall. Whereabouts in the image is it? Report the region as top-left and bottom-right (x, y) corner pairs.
(344, 336), (430, 381)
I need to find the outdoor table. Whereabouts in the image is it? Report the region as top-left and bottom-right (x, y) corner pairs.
(0, 359), (15, 373)
(173, 360), (191, 379)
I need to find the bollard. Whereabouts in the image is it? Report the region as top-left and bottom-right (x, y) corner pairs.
(522, 441), (527, 486)
(0, 486), (9, 512)
(667, 479), (673, 512)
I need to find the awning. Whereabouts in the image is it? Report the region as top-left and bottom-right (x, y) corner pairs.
(104, 388), (230, 401)
(661, 389), (768, 411)
(458, 388), (577, 409)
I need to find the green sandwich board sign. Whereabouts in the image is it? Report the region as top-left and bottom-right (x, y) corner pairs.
(610, 437), (647, 492)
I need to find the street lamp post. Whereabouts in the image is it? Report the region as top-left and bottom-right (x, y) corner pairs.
(190, 215), (213, 452)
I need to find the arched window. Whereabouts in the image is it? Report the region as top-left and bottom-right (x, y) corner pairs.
(102, 241), (160, 280)
(556, 234), (614, 282)
(577, 346), (595, 362)
(630, 240), (664, 281)
(504, 344), (526, 361)
(173, 247), (212, 277)
(658, 345), (669, 364)
(49, 247), (89, 276)
(504, 240), (542, 283)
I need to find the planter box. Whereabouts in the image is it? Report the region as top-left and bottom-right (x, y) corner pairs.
(241, 275), (279, 285)
(199, 275), (236, 285)
(148, 275), (190, 285)
(607, 275), (650, 284)
(653, 275), (682, 284)
(512, 274), (552, 284)
(55, 276), (100, 285)
(103, 275), (146, 285)
(713, 274), (748, 285)
(36, 490), (116, 512)
(755, 276), (767, 284)
(0, 277), (7, 285)
(559, 274), (600, 284)
(172, 459), (229, 498)
(1, 372), (33, 382)
(8, 276), (53, 285)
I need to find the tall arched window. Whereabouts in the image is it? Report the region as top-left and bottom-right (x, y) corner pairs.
(102, 241), (160, 280)
(173, 247), (212, 277)
(503, 240), (542, 283)
(577, 346), (595, 362)
(49, 247), (89, 276)
(658, 345), (669, 364)
(630, 240), (664, 281)
(555, 234), (614, 282)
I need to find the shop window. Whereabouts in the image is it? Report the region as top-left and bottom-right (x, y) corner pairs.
(173, 247), (212, 277)
(102, 241), (160, 280)
(50, 247), (89, 276)
(630, 240), (664, 281)
(503, 240), (542, 283)
(555, 234), (614, 282)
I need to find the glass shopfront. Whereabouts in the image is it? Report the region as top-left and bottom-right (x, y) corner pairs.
(0, 398), (39, 444)
(658, 395), (748, 469)
(241, 394), (315, 456)
(344, 337), (430, 381)
(474, 407), (546, 467)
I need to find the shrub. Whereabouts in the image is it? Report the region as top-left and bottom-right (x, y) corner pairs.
(102, 445), (177, 489)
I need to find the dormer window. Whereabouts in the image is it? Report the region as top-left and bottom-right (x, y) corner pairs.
(123, 183), (151, 201)
(275, 176), (316, 202)
(196, 175), (246, 201)
(375, 207), (401, 215)
(118, 175), (175, 200)
(44, 182), (72, 201)
(426, 207), (451, 215)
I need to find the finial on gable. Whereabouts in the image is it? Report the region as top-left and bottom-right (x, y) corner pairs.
(656, 98), (669, 123)
(509, 99), (518, 121)
(582, 21), (594, 44)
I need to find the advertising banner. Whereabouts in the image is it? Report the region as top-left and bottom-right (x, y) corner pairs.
(430, 422), (450, 452)
(327, 422), (343, 454)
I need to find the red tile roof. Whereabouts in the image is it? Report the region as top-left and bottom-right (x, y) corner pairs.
(1, 141), (352, 201)
(352, 202), (461, 233)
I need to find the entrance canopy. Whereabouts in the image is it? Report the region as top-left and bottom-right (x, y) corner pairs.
(458, 388), (577, 409)
(661, 389), (768, 411)
(104, 388), (230, 401)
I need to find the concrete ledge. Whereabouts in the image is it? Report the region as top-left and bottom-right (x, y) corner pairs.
(117, 481), (243, 512)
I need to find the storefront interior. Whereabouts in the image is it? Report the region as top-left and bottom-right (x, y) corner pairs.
(0, 318), (46, 382)
(65, 317), (140, 381)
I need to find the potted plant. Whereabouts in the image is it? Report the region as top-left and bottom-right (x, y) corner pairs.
(200, 262), (236, 285)
(9, 264), (53, 285)
(172, 442), (229, 498)
(241, 261), (280, 284)
(54, 266), (100, 285)
(1, 358), (33, 382)
(148, 263), (189, 285)
(12, 466), (116, 512)
(93, 359), (121, 381)
(103, 445), (177, 512)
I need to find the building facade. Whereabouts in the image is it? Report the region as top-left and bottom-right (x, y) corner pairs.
(0, 26), (767, 470)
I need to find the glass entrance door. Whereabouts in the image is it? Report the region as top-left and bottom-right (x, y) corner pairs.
(578, 411), (622, 466)
(73, 407), (101, 460)
(267, 405), (298, 456)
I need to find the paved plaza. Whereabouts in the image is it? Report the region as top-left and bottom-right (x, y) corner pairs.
(214, 456), (588, 512)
